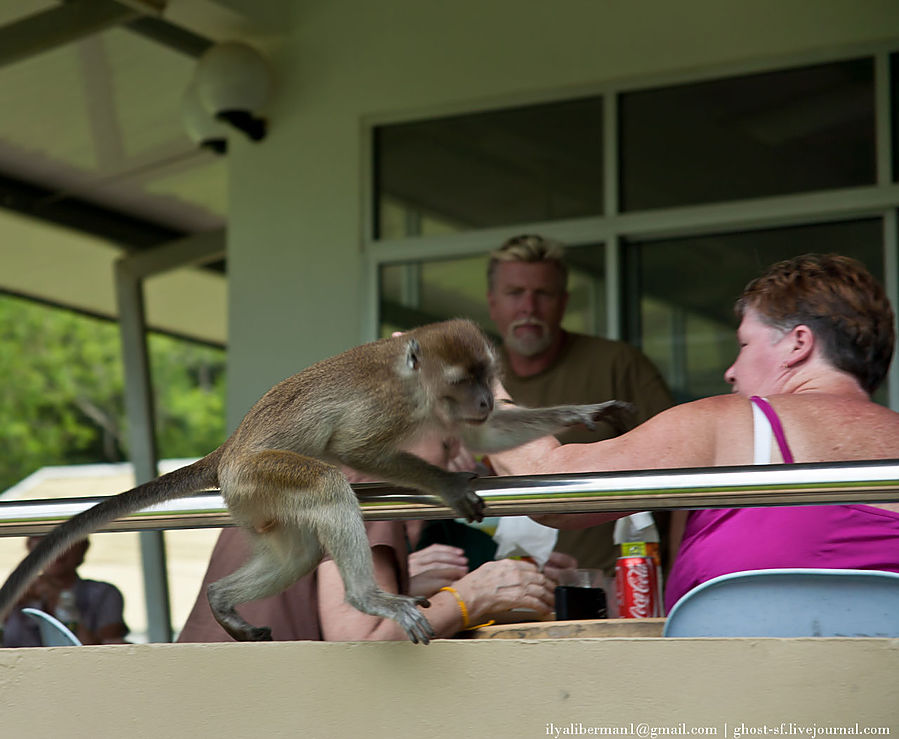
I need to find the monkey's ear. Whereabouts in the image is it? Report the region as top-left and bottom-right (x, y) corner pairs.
(405, 338), (422, 371)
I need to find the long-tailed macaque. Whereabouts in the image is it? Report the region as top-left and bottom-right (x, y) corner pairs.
(0, 319), (630, 644)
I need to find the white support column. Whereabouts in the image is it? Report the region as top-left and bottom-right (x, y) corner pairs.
(114, 230), (225, 642)
(114, 260), (170, 642)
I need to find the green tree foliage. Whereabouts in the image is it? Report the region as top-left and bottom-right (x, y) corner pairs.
(0, 294), (225, 492)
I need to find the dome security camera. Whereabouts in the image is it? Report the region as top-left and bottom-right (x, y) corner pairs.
(193, 41), (271, 142)
(181, 81), (229, 153)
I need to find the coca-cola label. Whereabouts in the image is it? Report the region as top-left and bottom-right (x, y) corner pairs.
(616, 556), (660, 618)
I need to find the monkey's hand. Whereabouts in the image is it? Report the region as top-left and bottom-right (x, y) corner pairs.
(569, 400), (635, 434)
(441, 470), (485, 523)
(461, 399), (636, 453)
(350, 451), (486, 523)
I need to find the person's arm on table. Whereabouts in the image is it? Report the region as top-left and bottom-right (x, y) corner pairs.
(317, 550), (555, 641)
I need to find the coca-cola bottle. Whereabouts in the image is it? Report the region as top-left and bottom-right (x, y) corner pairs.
(613, 512), (663, 618)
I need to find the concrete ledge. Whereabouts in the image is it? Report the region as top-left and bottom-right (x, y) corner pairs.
(2, 638), (898, 736)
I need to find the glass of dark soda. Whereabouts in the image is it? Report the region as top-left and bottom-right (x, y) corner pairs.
(554, 568), (608, 620)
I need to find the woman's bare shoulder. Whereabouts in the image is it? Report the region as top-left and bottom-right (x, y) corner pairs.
(627, 392), (746, 421)
(770, 392), (898, 421)
(647, 393), (750, 429)
(769, 393), (899, 460)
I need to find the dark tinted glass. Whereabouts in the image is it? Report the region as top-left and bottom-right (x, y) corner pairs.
(629, 219), (883, 402)
(378, 244), (605, 338)
(892, 52), (899, 182)
(621, 59), (876, 210)
(375, 97), (604, 238)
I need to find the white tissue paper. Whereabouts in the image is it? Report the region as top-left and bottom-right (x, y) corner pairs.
(493, 515), (559, 567)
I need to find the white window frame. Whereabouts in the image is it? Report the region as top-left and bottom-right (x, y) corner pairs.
(362, 42), (899, 408)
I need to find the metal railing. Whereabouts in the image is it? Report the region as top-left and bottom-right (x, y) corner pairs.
(3, 459), (899, 537)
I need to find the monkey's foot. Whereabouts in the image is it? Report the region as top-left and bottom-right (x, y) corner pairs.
(223, 622), (273, 642)
(243, 625), (274, 642)
(209, 601), (274, 642)
(349, 591), (434, 645)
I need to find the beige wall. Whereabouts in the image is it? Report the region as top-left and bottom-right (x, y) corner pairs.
(224, 0), (899, 426)
(1, 638), (897, 735)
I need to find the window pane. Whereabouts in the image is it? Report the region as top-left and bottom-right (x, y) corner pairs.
(629, 219), (883, 402)
(621, 59), (876, 210)
(892, 52), (899, 182)
(379, 243), (606, 338)
(374, 98), (604, 239)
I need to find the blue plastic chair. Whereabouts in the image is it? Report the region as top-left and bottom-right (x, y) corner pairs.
(663, 568), (899, 637)
(20, 607), (83, 646)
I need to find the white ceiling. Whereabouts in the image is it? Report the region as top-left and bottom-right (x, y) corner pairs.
(0, 0), (279, 344)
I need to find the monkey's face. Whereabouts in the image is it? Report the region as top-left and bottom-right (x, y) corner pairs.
(436, 364), (495, 427)
(408, 319), (499, 428)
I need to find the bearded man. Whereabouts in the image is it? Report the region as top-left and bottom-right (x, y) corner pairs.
(485, 234), (674, 574)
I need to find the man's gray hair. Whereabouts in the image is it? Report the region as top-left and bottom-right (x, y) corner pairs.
(487, 234), (568, 291)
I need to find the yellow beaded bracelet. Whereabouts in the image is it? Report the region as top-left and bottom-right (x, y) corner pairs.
(439, 586), (495, 631)
(440, 586), (470, 628)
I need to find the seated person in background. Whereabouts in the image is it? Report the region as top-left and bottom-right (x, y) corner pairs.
(178, 435), (576, 643)
(488, 253), (899, 612)
(2, 536), (129, 646)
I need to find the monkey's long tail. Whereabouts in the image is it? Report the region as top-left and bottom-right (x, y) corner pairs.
(0, 450), (222, 621)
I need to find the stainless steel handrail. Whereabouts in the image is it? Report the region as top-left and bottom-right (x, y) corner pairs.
(2, 459), (899, 537)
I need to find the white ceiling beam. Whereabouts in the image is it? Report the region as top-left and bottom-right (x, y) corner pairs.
(118, 229), (226, 278)
(0, 0), (143, 69)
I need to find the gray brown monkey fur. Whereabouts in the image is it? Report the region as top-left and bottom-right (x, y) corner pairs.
(0, 319), (630, 644)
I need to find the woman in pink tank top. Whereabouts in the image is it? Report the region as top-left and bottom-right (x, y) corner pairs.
(490, 254), (899, 610)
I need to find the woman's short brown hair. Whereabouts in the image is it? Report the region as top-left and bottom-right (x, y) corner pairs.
(736, 253), (895, 394)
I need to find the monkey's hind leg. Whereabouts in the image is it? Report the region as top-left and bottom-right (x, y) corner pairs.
(206, 528), (323, 641)
(215, 450), (433, 644)
(311, 480), (435, 645)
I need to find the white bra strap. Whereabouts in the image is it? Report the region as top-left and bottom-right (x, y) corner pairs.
(752, 398), (772, 465)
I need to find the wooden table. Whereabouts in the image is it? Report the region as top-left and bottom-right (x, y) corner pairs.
(470, 617), (666, 639)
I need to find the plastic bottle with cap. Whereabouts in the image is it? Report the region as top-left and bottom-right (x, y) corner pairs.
(613, 512), (664, 616)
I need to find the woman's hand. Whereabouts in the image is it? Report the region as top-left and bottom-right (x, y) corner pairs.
(452, 558), (556, 623)
(407, 544), (469, 597)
